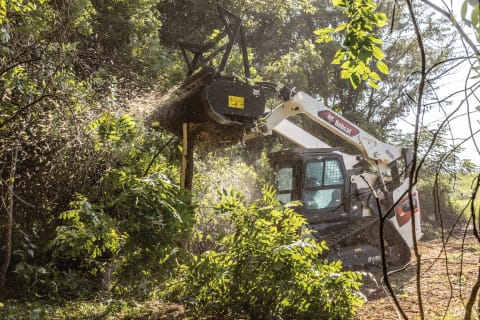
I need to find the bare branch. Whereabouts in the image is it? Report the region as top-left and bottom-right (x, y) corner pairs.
(0, 56), (42, 76)
(0, 94), (54, 130)
(0, 139), (20, 293)
(405, 0), (427, 318)
(420, 0), (480, 57)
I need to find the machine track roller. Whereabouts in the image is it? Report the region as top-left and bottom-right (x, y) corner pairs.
(317, 217), (411, 271)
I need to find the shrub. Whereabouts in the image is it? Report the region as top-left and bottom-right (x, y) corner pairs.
(166, 187), (364, 320)
(42, 113), (194, 298)
(418, 176), (465, 231)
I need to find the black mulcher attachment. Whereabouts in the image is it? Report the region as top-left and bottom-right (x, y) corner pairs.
(147, 7), (267, 148)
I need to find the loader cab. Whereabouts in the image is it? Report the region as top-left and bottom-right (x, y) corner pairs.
(269, 148), (350, 224)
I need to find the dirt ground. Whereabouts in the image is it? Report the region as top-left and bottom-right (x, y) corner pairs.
(357, 233), (480, 320)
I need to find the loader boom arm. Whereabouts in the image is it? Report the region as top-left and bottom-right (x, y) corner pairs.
(262, 91), (409, 171)
(260, 91), (422, 247)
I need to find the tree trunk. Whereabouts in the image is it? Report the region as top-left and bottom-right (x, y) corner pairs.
(180, 123), (194, 191)
(0, 142), (19, 293)
(100, 263), (114, 291)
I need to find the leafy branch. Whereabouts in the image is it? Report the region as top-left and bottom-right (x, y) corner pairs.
(315, 0), (389, 89)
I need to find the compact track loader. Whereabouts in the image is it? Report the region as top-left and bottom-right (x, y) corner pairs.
(150, 7), (422, 270)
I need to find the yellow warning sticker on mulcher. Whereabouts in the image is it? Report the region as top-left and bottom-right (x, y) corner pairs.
(228, 95), (244, 109)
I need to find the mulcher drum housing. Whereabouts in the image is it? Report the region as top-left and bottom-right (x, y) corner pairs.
(147, 68), (266, 149)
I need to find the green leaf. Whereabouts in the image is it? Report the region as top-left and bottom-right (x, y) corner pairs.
(372, 45), (384, 60)
(0, 0), (6, 25)
(375, 13), (387, 27)
(358, 49), (371, 63)
(332, 0), (344, 6)
(340, 60), (350, 69)
(370, 71), (381, 81)
(368, 79), (379, 89)
(355, 61), (369, 74)
(332, 50), (345, 64)
(350, 73), (360, 89)
(472, 5), (479, 27)
(314, 27), (333, 43)
(376, 61), (389, 74)
(334, 23), (347, 32)
(370, 36), (383, 44)
(461, 0), (468, 20)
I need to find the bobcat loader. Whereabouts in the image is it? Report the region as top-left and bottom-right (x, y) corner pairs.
(149, 7), (422, 270)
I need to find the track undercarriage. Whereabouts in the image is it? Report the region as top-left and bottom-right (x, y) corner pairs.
(310, 217), (411, 271)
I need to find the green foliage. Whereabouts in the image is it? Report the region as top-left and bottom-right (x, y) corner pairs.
(88, 0), (185, 88)
(92, 0), (162, 53)
(450, 174), (480, 221)
(0, 298), (185, 320)
(4, 110), (191, 298)
(50, 168), (194, 295)
(0, 0), (45, 25)
(263, 39), (324, 90)
(461, 0), (480, 43)
(51, 196), (127, 275)
(12, 262), (97, 300)
(89, 112), (137, 150)
(315, 0), (388, 89)
(190, 147), (272, 254)
(166, 187), (363, 319)
(1, 2), (182, 297)
(45, 114), (194, 296)
(101, 169), (194, 287)
(417, 176), (460, 232)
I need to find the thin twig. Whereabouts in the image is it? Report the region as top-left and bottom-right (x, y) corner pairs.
(143, 135), (175, 176)
(0, 94), (54, 130)
(420, 0), (480, 57)
(464, 174), (480, 319)
(361, 175), (408, 319)
(405, 0), (427, 318)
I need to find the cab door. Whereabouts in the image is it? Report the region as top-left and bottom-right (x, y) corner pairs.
(301, 155), (348, 223)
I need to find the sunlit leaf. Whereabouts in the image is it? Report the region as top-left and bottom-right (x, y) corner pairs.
(370, 36), (383, 44)
(334, 23), (347, 32)
(375, 13), (387, 27)
(376, 61), (389, 74)
(461, 0), (468, 20)
(370, 71), (381, 81)
(368, 79), (379, 89)
(472, 5), (479, 27)
(372, 46), (384, 59)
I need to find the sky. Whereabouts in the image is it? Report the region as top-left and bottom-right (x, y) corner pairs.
(433, 0), (480, 166)
(436, 60), (480, 166)
(399, 0), (480, 167)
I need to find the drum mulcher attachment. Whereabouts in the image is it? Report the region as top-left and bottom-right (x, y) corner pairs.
(147, 7), (268, 189)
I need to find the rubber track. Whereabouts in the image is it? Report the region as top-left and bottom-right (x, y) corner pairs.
(312, 216), (411, 270)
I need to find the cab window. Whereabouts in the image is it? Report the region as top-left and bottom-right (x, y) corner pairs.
(276, 166), (293, 204)
(303, 159), (344, 210)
